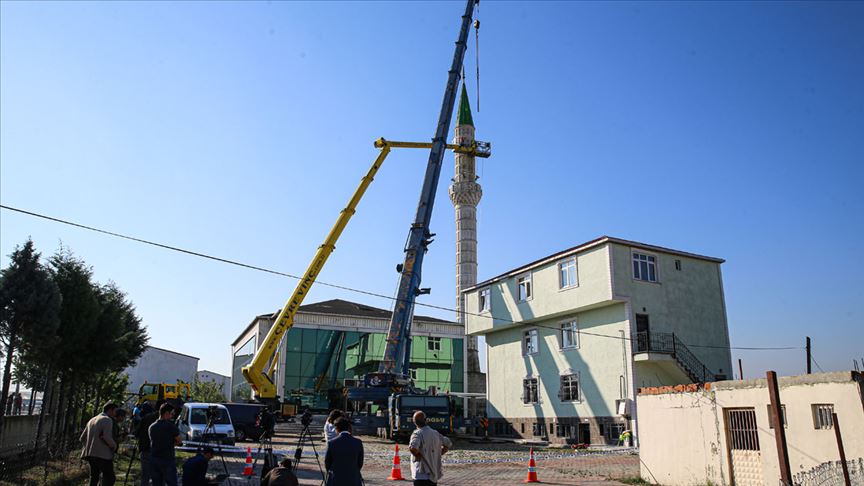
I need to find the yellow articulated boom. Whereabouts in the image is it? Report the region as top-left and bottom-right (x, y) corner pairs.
(241, 138), (489, 404)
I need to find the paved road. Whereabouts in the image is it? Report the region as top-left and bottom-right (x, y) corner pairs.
(208, 420), (638, 486)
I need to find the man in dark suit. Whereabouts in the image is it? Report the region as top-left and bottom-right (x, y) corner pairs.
(324, 417), (364, 486)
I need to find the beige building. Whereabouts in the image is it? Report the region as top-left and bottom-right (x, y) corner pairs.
(463, 236), (733, 445)
(637, 371), (864, 486)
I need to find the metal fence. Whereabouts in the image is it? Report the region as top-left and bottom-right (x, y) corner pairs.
(787, 457), (864, 486)
(0, 438), (83, 485)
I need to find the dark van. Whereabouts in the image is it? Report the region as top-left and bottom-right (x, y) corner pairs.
(222, 403), (266, 442)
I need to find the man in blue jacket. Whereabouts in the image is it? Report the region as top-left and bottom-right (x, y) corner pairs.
(324, 418), (364, 486)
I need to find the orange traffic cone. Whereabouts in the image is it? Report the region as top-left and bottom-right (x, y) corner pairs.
(524, 447), (540, 483)
(243, 447), (254, 476)
(387, 444), (406, 480)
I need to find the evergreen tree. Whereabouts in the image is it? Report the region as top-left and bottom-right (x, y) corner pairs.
(0, 240), (61, 435)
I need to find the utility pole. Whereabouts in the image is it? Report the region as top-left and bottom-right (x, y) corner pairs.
(767, 371), (792, 486)
(833, 412), (851, 486)
(806, 336), (812, 374)
(738, 359), (743, 381)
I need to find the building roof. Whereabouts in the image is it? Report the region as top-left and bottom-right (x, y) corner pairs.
(464, 236), (725, 292)
(456, 81), (474, 127)
(145, 345), (199, 361)
(232, 299), (453, 346)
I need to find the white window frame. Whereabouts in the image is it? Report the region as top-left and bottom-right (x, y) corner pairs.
(558, 372), (581, 402)
(522, 377), (540, 404)
(632, 251), (659, 283)
(523, 328), (539, 356)
(558, 258), (578, 289)
(517, 273), (533, 302)
(812, 404), (835, 430)
(427, 336), (441, 352)
(559, 320), (579, 349)
(409, 367), (418, 381)
(478, 288), (491, 312)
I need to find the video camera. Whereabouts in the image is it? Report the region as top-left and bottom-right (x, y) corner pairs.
(300, 409), (313, 427)
(205, 405), (220, 424)
(257, 407), (276, 439)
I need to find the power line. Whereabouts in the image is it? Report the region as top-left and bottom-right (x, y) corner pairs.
(810, 354), (826, 373)
(1, 203), (803, 352)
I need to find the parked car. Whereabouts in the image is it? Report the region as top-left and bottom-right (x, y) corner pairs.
(176, 402), (235, 445)
(222, 402), (266, 442)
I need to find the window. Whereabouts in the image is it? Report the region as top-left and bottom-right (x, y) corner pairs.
(427, 337), (441, 352)
(556, 423), (574, 438)
(522, 378), (539, 404)
(558, 374), (580, 401)
(478, 288), (491, 312)
(523, 329), (538, 355)
(517, 274), (532, 301)
(559, 258), (577, 288)
(812, 404), (834, 429)
(560, 321), (579, 349)
(606, 423), (625, 441)
(766, 404), (787, 429)
(674, 259), (682, 271)
(632, 252), (658, 282)
(532, 422), (546, 437)
(409, 367), (418, 381)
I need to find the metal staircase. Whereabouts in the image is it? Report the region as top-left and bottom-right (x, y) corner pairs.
(633, 331), (716, 383)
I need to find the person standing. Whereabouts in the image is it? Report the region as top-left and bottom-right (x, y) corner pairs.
(323, 409), (342, 442)
(408, 411), (452, 486)
(136, 400), (162, 486)
(324, 418), (363, 486)
(112, 409), (128, 445)
(80, 402), (119, 486)
(148, 402), (182, 486)
(13, 393), (23, 415)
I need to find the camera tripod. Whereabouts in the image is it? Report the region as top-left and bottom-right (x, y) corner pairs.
(201, 415), (234, 486)
(292, 414), (325, 484)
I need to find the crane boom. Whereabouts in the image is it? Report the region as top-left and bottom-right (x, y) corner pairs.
(241, 144), (392, 401)
(378, 0), (477, 377)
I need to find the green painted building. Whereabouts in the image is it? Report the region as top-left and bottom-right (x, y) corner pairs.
(231, 299), (465, 410)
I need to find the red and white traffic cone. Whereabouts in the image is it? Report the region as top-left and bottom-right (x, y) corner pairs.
(524, 447), (540, 483)
(243, 447), (255, 476)
(387, 443), (405, 480)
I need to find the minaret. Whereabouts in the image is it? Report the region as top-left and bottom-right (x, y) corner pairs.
(448, 81), (485, 393)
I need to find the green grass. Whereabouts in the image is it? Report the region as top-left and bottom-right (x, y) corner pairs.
(615, 476), (654, 485)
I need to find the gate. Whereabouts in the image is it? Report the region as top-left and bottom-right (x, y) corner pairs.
(724, 407), (764, 486)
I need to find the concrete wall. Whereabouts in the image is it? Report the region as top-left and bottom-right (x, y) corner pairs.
(638, 372), (864, 486)
(609, 242), (733, 379)
(0, 415), (44, 450)
(124, 346), (198, 394)
(465, 244), (613, 335)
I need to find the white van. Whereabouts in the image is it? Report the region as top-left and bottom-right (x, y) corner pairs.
(177, 403), (236, 446)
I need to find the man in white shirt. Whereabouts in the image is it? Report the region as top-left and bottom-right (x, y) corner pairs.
(408, 411), (452, 486)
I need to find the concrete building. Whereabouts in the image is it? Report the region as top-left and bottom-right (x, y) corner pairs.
(448, 81), (486, 394)
(231, 299), (466, 410)
(196, 370), (230, 396)
(637, 371), (864, 486)
(463, 236), (733, 444)
(124, 345), (199, 394)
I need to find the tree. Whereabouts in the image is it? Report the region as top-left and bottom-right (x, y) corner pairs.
(0, 240), (61, 436)
(191, 378), (226, 403)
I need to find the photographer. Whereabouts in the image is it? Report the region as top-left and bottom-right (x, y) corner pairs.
(148, 402), (182, 486)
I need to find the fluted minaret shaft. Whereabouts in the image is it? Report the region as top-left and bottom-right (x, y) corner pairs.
(449, 83), (483, 380)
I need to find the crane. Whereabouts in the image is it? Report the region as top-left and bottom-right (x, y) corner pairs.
(242, 0), (485, 417)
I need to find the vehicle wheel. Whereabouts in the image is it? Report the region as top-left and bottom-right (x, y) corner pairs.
(236, 429), (246, 442)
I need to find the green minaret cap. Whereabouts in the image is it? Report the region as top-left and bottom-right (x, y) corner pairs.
(456, 81), (474, 127)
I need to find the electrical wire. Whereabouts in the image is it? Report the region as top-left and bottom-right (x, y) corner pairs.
(1, 203), (804, 352)
(810, 354), (826, 373)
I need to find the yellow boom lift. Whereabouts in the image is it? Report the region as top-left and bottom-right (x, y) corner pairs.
(241, 138), (489, 411)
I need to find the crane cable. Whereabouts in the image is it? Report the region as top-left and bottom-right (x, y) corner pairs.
(474, 4), (480, 112)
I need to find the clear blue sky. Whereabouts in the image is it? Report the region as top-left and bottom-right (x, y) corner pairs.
(2, 1), (862, 379)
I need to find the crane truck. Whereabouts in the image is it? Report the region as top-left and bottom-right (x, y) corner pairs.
(241, 0), (487, 439)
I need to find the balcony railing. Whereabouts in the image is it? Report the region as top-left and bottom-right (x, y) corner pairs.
(633, 331), (716, 383)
